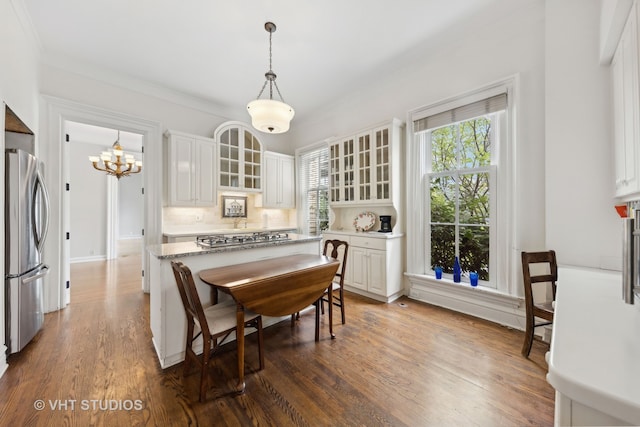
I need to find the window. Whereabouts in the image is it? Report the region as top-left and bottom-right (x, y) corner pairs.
(299, 146), (329, 235)
(411, 87), (511, 290)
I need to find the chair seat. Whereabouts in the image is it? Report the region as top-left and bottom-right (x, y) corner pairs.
(534, 301), (554, 314)
(326, 281), (340, 292)
(200, 302), (261, 337)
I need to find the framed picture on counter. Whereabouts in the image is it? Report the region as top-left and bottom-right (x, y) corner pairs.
(222, 196), (247, 218)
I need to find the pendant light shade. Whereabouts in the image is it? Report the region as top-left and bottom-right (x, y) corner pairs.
(247, 99), (294, 133)
(247, 22), (295, 134)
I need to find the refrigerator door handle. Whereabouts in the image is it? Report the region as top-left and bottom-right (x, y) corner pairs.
(32, 169), (50, 254)
(22, 264), (49, 285)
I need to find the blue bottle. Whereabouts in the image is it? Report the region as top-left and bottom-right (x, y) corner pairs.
(453, 256), (461, 283)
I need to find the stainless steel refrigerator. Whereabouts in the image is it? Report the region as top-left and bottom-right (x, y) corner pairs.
(5, 148), (50, 354)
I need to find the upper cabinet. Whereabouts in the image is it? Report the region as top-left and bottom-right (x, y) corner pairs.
(329, 119), (403, 206)
(214, 122), (262, 192)
(263, 151), (295, 209)
(613, 2), (640, 200)
(165, 130), (217, 207)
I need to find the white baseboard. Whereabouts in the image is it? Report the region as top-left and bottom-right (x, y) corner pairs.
(405, 273), (526, 331)
(70, 255), (106, 264)
(343, 286), (403, 303)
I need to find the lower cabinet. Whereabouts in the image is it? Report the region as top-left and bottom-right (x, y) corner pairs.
(323, 232), (403, 302)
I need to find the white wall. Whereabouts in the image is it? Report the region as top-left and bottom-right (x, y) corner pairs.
(545, 0), (620, 270)
(290, 0), (548, 281)
(69, 141), (108, 260)
(0, 0), (41, 377)
(39, 65), (294, 155)
(119, 172), (143, 239)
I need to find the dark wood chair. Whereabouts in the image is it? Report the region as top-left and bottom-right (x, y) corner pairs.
(521, 250), (557, 358)
(291, 239), (349, 329)
(320, 239), (349, 325)
(171, 261), (264, 401)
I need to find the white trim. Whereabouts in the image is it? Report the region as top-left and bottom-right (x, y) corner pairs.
(405, 76), (518, 298)
(405, 273), (525, 330)
(39, 95), (162, 313)
(106, 178), (118, 260)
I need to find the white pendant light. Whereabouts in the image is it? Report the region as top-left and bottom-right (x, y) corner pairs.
(247, 22), (295, 134)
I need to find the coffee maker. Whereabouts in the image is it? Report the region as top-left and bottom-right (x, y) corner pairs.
(379, 215), (392, 233)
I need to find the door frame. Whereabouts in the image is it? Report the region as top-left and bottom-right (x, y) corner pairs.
(40, 95), (162, 311)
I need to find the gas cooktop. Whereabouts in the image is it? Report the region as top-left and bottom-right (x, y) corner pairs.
(196, 231), (291, 248)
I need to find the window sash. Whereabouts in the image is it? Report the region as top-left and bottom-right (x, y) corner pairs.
(299, 146), (329, 236)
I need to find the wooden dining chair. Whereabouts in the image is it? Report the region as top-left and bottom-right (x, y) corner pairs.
(521, 250), (557, 358)
(171, 261), (264, 401)
(320, 239), (349, 325)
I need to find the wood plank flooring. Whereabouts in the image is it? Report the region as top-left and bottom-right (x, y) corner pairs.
(0, 255), (555, 426)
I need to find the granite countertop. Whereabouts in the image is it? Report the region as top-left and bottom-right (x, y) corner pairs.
(162, 225), (297, 237)
(148, 233), (321, 259)
(322, 229), (405, 239)
(547, 266), (640, 425)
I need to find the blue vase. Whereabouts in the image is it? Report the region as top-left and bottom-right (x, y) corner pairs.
(453, 256), (461, 283)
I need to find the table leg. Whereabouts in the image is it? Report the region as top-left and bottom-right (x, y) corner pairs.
(235, 303), (246, 394)
(210, 288), (218, 305)
(328, 285), (335, 339)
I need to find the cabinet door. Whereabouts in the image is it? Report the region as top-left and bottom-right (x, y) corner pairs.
(349, 246), (368, 290)
(243, 129), (262, 190)
(218, 127), (240, 188)
(216, 123), (263, 191)
(357, 132), (372, 202)
(342, 137), (356, 202)
(195, 140), (216, 206)
(373, 127), (391, 202)
(367, 249), (387, 294)
(613, 5), (640, 197)
(330, 143), (342, 203)
(280, 155), (295, 208)
(169, 134), (195, 206)
(263, 153), (295, 208)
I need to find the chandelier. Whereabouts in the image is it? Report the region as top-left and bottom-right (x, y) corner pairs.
(88, 130), (142, 179)
(247, 22), (295, 134)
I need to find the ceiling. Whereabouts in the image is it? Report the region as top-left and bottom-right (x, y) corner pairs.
(22, 0), (505, 123)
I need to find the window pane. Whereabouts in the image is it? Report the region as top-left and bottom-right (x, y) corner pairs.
(459, 172), (490, 225)
(430, 175), (455, 223)
(460, 117), (491, 168)
(431, 224), (455, 273)
(431, 125), (456, 172)
(459, 225), (490, 280)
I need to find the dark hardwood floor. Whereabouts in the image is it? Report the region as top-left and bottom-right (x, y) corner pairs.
(0, 254), (555, 426)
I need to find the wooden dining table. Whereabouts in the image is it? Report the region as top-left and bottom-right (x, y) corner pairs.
(198, 253), (340, 393)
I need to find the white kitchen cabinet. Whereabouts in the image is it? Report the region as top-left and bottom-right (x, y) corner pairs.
(329, 119), (402, 206)
(262, 151), (295, 208)
(612, 2), (640, 199)
(214, 121), (262, 192)
(165, 130), (217, 207)
(323, 231), (403, 302)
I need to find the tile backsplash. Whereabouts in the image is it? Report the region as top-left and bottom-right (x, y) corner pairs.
(163, 193), (296, 230)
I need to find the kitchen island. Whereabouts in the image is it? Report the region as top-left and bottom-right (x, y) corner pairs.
(147, 233), (321, 368)
(547, 267), (640, 426)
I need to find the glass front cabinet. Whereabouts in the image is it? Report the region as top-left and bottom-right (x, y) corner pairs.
(329, 119), (401, 206)
(215, 122), (262, 192)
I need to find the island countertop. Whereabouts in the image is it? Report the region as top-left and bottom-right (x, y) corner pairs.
(547, 266), (640, 425)
(147, 233), (321, 259)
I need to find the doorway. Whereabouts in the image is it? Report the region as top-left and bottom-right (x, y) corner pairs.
(41, 96), (162, 312)
(65, 121), (144, 263)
